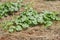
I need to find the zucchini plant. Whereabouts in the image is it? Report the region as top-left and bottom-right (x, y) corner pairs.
(2, 8), (60, 32)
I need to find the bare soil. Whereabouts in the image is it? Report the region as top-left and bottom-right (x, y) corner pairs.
(0, 0), (60, 40)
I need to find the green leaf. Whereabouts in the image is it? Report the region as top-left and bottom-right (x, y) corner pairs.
(45, 21), (52, 28)
(32, 18), (38, 25)
(8, 28), (14, 33)
(37, 16), (44, 24)
(15, 26), (22, 31)
(21, 23), (29, 29)
(55, 17), (60, 21)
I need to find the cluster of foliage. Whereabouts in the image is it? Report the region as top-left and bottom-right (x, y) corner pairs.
(2, 8), (60, 32)
(0, 2), (21, 18)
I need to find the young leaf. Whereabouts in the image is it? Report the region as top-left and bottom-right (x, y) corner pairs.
(15, 26), (22, 31)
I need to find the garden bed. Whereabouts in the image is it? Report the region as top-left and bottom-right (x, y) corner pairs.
(0, 0), (60, 40)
